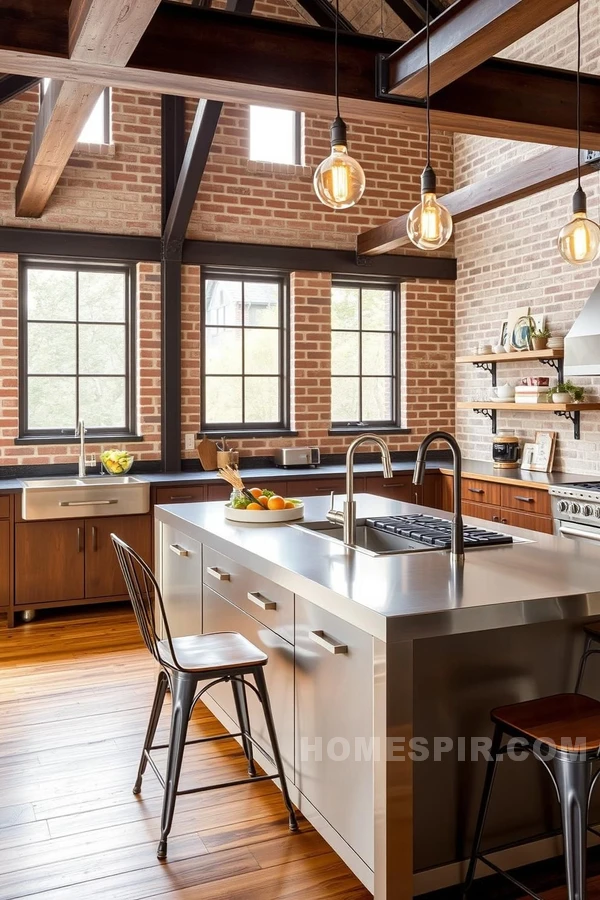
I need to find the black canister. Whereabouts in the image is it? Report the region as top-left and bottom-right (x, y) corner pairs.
(492, 433), (520, 469)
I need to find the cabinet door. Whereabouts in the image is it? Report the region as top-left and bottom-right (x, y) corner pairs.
(499, 508), (553, 534)
(462, 501), (501, 524)
(155, 486), (206, 505)
(461, 478), (501, 506)
(160, 524), (202, 638)
(287, 477), (357, 497)
(500, 485), (551, 516)
(85, 515), (152, 600)
(365, 474), (420, 504)
(440, 473), (454, 512)
(0, 520), (10, 609)
(295, 595), (374, 868)
(15, 520), (85, 606)
(203, 586), (294, 777)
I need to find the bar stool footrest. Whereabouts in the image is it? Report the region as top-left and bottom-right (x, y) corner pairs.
(477, 853), (545, 900)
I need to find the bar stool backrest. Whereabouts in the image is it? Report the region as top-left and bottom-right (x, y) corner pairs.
(111, 533), (183, 671)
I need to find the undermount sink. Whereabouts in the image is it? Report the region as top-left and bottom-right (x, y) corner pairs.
(292, 520), (439, 557)
(21, 475), (150, 521)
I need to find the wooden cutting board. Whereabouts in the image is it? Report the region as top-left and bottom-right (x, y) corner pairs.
(197, 435), (218, 471)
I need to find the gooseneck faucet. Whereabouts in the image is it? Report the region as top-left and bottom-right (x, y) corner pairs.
(413, 431), (464, 559)
(75, 419), (86, 477)
(327, 433), (393, 546)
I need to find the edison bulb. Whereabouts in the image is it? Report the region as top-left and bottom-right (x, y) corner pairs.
(407, 192), (453, 249)
(314, 144), (366, 210)
(558, 212), (600, 265)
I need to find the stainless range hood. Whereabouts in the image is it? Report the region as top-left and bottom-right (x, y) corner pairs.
(564, 280), (600, 376)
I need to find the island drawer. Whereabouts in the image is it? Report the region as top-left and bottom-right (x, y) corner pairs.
(203, 586), (294, 777)
(202, 546), (294, 642)
(156, 486), (206, 504)
(461, 478), (501, 507)
(0, 496), (9, 519)
(501, 485), (551, 516)
(462, 501), (500, 523)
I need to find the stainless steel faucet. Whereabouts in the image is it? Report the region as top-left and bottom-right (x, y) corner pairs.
(75, 419), (86, 477)
(327, 433), (393, 546)
(413, 431), (464, 559)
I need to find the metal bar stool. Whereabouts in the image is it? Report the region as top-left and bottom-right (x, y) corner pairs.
(111, 534), (299, 859)
(463, 693), (600, 900)
(575, 623), (600, 693)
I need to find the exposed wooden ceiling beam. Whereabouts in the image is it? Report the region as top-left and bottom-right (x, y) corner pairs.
(357, 147), (600, 256)
(293, 0), (355, 30)
(1, 4), (599, 148)
(384, 0), (576, 98)
(384, 0), (425, 33)
(15, 0), (161, 217)
(0, 74), (40, 105)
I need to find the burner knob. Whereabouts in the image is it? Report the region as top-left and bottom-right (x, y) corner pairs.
(570, 502), (581, 515)
(557, 500), (569, 513)
(583, 505), (595, 518)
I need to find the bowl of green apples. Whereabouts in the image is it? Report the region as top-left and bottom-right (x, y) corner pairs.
(100, 449), (134, 476)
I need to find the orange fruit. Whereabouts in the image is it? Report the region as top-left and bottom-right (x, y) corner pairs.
(249, 487), (263, 498)
(267, 495), (285, 511)
(246, 502), (265, 511)
(283, 500), (295, 509)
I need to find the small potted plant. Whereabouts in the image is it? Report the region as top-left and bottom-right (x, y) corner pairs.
(531, 326), (552, 351)
(547, 381), (585, 403)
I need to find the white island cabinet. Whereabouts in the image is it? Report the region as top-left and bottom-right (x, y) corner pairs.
(158, 523), (202, 637)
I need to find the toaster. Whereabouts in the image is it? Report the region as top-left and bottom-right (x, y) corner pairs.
(273, 447), (320, 468)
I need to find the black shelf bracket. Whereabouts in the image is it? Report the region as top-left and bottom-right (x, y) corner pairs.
(540, 356), (564, 382)
(473, 408), (497, 433)
(473, 360), (497, 387)
(554, 409), (581, 440)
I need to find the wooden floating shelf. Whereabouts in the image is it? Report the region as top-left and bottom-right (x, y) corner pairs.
(457, 349), (563, 364)
(457, 402), (600, 412)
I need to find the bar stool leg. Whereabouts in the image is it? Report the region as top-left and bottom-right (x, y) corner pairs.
(157, 672), (197, 859)
(231, 676), (257, 777)
(134, 670), (169, 795)
(554, 753), (593, 900)
(575, 636), (594, 694)
(462, 724), (504, 898)
(253, 666), (299, 832)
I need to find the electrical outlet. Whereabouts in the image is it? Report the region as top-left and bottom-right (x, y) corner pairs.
(184, 433), (196, 451)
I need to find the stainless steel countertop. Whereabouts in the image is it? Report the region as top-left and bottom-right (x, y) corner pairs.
(155, 494), (600, 643)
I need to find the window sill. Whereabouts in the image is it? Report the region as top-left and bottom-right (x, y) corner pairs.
(15, 434), (145, 445)
(199, 429), (299, 440)
(72, 142), (115, 158)
(246, 159), (312, 178)
(328, 426), (412, 436)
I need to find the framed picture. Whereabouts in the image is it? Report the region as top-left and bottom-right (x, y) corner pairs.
(520, 443), (539, 471)
(499, 320), (508, 348)
(534, 430), (557, 472)
(532, 313), (546, 333)
(506, 306), (531, 351)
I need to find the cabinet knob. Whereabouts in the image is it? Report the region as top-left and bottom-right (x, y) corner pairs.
(169, 544), (189, 557)
(207, 566), (230, 582)
(247, 591), (277, 611)
(309, 630), (348, 655)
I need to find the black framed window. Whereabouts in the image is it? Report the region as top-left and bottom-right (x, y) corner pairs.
(41, 80), (111, 144)
(249, 105), (303, 165)
(19, 260), (136, 440)
(331, 282), (400, 428)
(201, 271), (289, 431)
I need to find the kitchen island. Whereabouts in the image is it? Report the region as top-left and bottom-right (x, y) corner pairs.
(154, 494), (600, 899)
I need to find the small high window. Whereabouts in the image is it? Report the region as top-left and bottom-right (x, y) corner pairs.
(249, 106), (302, 165)
(41, 79), (111, 145)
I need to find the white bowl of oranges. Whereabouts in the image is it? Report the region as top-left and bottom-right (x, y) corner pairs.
(224, 487), (304, 523)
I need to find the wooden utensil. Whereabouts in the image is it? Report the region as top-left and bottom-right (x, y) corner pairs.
(197, 435), (218, 471)
(218, 465), (261, 506)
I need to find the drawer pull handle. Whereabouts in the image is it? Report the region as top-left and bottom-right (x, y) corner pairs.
(59, 499), (117, 507)
(77, 526), (83, 553)
(467, 488), (485, 495)
(92, 525), (98, 552)
(207, 566), (230, 582)
(309, 630), (348, 655)
(315, 487), (336, 493)
(247, 591), (277, 611)
(171, 495), (193, 501)
(170, 544), (189, 557)
(514, 495), (534, 503)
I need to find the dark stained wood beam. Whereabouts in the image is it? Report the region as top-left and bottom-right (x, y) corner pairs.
(1, 4), (599, 148)
(0, 74), (40, 105)
(15, 0), (161, 218)
(357, 147), (600, 256)
(293, 0), (355, 29)
(385, 0), (576, 98)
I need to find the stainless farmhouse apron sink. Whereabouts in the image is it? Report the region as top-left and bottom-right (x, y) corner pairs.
(20, 476), (150, 520)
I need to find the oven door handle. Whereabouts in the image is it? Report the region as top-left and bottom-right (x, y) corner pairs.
(559, 524), (600, 543)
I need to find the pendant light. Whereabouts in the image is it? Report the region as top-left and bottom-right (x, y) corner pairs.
(407, 0), (452, 249)
(557, 0), (600, 265)
(313, 0), (366, 210)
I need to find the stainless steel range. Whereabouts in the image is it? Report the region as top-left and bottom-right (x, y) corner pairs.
(550, 482), (600, 542)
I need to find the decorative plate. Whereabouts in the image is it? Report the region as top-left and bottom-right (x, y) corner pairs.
(512, 316), (532, 351)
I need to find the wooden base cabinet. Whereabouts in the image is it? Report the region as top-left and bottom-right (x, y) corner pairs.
(85, 515), (152, 600)
(295, 595), (374, 870)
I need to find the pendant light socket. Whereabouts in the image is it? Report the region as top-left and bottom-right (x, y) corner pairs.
(421, 164), (437, 195)
(573, 185), (588, 215)
(330, 115), (348, 148)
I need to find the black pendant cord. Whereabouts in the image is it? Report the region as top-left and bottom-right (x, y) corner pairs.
(576, 0), (581, 191)
(426, 0), (431, 168)
(335, 0), (340, 119)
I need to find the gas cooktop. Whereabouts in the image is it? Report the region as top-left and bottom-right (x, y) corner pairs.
(365, 514), (513, 550)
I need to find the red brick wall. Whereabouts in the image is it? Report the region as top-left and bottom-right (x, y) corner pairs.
(455, 1), (600, 474)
